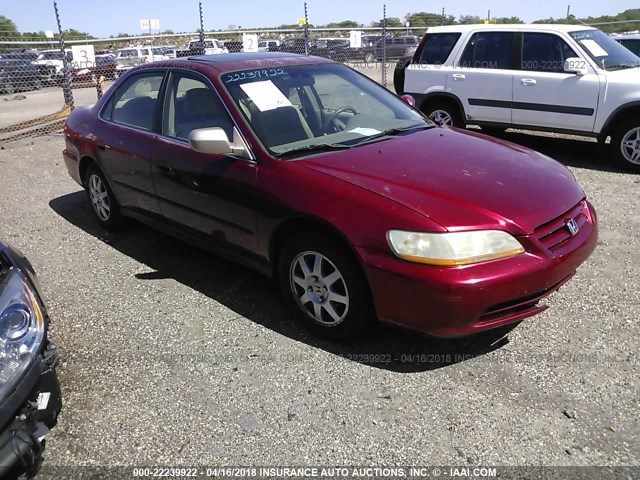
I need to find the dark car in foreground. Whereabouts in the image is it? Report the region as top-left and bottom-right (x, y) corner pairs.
(62, 53), (597, 340)
(0, 242), (61, 478)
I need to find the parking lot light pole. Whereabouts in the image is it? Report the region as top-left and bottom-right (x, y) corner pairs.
(53, 0), (74, 109)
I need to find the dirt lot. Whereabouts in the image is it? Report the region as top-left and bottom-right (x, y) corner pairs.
(0, 80), (638, 474)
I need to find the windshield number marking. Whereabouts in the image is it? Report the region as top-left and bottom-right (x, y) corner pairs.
(225, 68), (285, 84)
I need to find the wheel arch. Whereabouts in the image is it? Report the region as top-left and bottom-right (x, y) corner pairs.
(78, 155), (119, 198)
(599, 102), (640, 143)
(269, 215), (366, 281)
(78, 155), (99, 186)
(418, 93), (466, 121)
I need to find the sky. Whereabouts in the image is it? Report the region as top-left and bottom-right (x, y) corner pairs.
(1, 0), (638, 38)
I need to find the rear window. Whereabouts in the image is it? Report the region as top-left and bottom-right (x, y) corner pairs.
(417, 33), (461, 64)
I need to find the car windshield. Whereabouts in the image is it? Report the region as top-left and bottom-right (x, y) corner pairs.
(222, 63), (430, 157)
(571, 29), (640, 71)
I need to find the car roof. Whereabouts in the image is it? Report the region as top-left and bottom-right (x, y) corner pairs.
(150, 52), (333, 74)
(425, 23), (597, 34)
(613, 33), (640, 39)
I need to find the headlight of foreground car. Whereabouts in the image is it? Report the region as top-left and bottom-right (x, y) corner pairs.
(387, 230), (525, 266)
(0, 269), (45, 402)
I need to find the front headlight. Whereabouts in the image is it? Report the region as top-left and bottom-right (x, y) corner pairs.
(387, 230), (525, 266)
(0, 269), (45, 402)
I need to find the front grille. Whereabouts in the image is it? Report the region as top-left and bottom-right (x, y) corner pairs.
(533, 201), (588, 252)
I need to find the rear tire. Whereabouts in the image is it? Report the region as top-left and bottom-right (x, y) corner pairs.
(84, 164), (125, 230)
(279, 232), (373, 341)
(423, 100), (464, 128)
(610, 119), (640, 173)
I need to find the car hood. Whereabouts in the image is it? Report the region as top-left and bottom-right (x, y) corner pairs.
(297, 127), (585, 234)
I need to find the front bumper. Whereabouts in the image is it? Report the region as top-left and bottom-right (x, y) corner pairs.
(359, 201), (598, 337)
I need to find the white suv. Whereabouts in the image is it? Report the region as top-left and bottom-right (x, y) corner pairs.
(399, 24), (640, 172)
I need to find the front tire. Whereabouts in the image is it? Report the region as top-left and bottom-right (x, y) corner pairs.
(84, 164), (125, 230)
(611, 119), (640, 172)
(279, 232), (373, 341)
(423, 100), (464, 128)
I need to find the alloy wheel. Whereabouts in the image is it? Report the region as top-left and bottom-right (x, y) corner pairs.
(88, 174), (111, 221)
(289, 251), (350, 326)
(429, 109), (453, 126)
(620, 126), (640, 165)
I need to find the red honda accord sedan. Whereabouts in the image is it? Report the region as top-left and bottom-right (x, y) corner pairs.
(62, 53), (597, 340)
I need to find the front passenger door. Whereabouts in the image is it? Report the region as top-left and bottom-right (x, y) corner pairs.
(152, 71), (258, 253)
(512, 33), (600, 132)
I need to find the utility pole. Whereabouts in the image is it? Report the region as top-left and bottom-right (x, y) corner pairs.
(199, 1), (205, 55)
(442, 7), (446, 26)
(53, 0), (73, 109)
(566, 5), (571, 21)
(487, 10), (491, 23)
(303, 2), (309, 55)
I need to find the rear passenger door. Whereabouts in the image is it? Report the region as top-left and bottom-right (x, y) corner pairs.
(512, 32), (600, 132)
(97, 71), (166, 214)
(447, 31), (516, 124)
(152, 70), (258, 252)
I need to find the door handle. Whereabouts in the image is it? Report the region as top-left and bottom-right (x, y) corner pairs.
(97, 144), (110, 150)
(452, 74), (466, 81)
(521, 79), (537, 86)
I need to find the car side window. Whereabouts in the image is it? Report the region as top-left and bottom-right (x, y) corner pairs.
(418, 33), (462, 64)
(521, 33), (579, 73)
(459, 32), (515, 69)
(162, 73), (234, 141)
(110, 73), (165, 131)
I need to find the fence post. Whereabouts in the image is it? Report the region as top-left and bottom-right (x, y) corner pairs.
(382, 5), (387, 87)
(53, 0), (74, 109)
(303, 2), (310, 55)
(199, 1), (206, 55)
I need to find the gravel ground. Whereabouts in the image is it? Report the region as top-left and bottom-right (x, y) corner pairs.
(0, 130), (638, 473)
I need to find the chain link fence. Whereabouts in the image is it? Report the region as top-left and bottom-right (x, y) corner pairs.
(0, 0), (423, 144)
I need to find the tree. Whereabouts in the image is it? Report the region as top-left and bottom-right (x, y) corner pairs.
(0, 15), (20, 39)
(371, 17), (404, 28)
(495, 16), (524, 24)
(324, 20), (363, 29)
(405, 12), (449, 28)
(458, 15), (485, 25)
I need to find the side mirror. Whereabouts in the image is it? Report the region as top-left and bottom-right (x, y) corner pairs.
(189, 127), (252, 160)
(564, 57), (589, 76)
